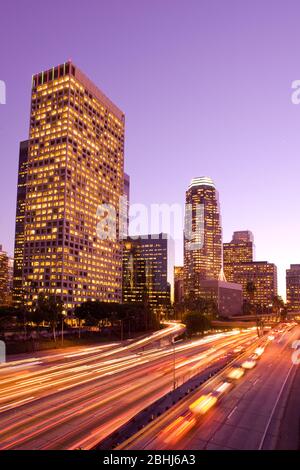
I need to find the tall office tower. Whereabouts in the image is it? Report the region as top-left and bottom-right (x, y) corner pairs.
(121, 173), (130, 239)
(223, 230), (254, 282)
(7, 257), (14, 303)
(286, 264), (300, 311)
(17, 62), (125, 310)
(124, 173), (130, 204)
(174, 266), (184, 304)
(184, 177), (222, 299)
(13, 140), (29, 303)
(122, 233), (171, 311)
(232, 261), (277, 306)
(0, 245), (9, 306)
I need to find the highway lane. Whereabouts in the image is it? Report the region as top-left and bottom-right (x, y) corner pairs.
(121, 323), (299, 450)
(0, 328), (244, 411)
(0, 328), (257, 449)
(0, 321), (185, 374)
(0, 322), (185, 404)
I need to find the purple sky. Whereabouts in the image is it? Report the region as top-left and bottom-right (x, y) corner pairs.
(1, 0), (300, 298)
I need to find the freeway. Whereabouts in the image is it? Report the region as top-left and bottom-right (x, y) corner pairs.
(120, 323), (299, 450)
(1, 320), (185, 369)
(0, 325), (257, 450)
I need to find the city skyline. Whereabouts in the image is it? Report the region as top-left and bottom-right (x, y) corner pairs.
(2, 1), (300, 300)
(1, 1), (300, 457)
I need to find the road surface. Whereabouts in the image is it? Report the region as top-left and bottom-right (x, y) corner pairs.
(0, 325), (257, 449)
(120, 323), (299, 450)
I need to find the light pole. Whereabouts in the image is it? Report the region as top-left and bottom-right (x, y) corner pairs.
(172, 337), (176, 391)
(61, 312), (66, 346)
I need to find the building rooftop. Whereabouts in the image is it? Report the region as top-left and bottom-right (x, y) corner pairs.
(32, 61), (124, 121)
(188, 176), (215, 189)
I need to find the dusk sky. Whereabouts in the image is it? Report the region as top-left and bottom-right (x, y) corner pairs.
(1, 0), (300, 298)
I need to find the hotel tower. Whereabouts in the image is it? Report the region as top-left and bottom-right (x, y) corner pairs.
(184, 177), (222, 299)
(14, 61), (125, 310)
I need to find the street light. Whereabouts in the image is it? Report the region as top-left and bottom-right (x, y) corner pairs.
(172, 337), (176, 391)
(61, 311), (67, 346)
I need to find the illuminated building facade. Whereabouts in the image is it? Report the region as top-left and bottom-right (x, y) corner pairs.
(7, 257), (14, 305)
(13, 140), (29, 303)
(232, 261), (277, 306)
(174, 266), (184, 304)
(0, 245), (9, 306)
(17, 62), (125, 310)
(122, 233), (171, 310)
(223, 230), (254, 282)
(184, 177), (222, 299)
(122, 173), (130, 239)
(286, 264), (300, 311)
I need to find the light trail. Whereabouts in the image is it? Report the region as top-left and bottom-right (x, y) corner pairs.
(0, 325), (258, 450)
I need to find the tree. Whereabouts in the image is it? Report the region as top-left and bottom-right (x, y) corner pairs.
(0, 306), (17, 335)
(32, 294), (63, 341)
(15, 303), (30, 339)
(182, 296), (218, 320)
(272, 295), (285, 320)
(30, 303), (45, 338)
(246, 281), (261, 337)
(74, 301), (158, 338)
(280, 304), (288, 322)
(45, 296), (64, 342)
(184, 311), (211, 336)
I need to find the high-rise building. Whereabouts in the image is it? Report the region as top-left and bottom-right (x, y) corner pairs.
(7, 257), (14, 304)
(184, 176), (222, 299)
(174, 266), (184, 304)
(223, 230), (254, 282)
(196, 279), (243, 317)
(0, 245), (9, 306)
(122, 233), (171, 310)
(286, 264), (300, 311)
(232, 261), (277, 306)
(121, 173), (130, 239)
(124, 173), (130, 204)
(13, 140), (29, 303)
(15, 62), (125, 310)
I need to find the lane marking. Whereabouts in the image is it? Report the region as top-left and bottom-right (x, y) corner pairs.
(258, 362), (295, 450)
(227, 406), (237, 420)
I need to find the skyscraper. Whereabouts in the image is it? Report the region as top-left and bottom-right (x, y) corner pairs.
(223, 230), (254, 282)
(13, 140), (29, 303)
(232, 261), (277, 306)
(223, 231), (277, 307)
(122, 173), (130, 239)
(174, 266), (184, 304)
(0, 245), (9, 306)
(184, 176), (222, 299)
(16, 62), (125, 310)
(286, 264), (300, 311)
(122, 233), (171, 311)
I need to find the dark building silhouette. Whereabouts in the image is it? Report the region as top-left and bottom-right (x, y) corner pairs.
(13, 140), (29, 303)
